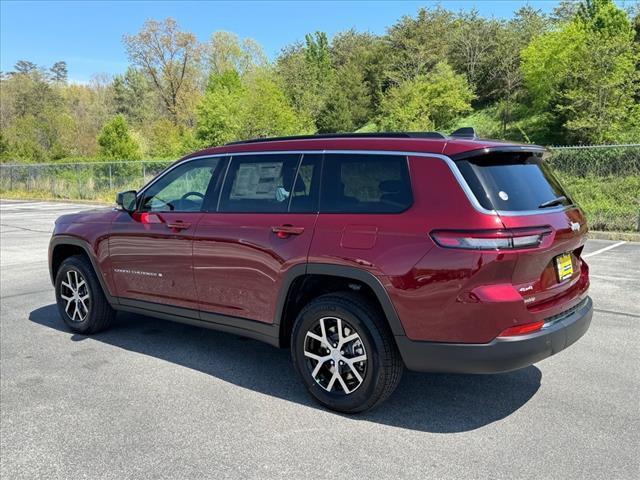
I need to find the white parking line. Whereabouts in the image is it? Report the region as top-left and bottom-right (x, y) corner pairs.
(0, 203), (83, 210)
(583, 241), (626, 258)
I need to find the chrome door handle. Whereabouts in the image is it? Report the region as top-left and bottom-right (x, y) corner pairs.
(272, 225), (304, 238)
(167, 222), (191, 231)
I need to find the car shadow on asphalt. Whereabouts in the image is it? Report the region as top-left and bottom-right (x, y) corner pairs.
(30, 304), (541, 433)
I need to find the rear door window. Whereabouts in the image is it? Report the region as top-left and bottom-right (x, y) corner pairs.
(456, 152), (572, 211)
(320, 154), (412, 213)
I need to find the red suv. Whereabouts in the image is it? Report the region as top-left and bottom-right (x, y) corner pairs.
(49, 131), (592, 412)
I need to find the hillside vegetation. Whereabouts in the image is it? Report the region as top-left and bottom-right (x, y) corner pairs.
(0, 0), (638, 164)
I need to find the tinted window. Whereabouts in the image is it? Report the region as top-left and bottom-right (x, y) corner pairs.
(321, 154), (412, 213)
(456, 152), (572, 211)
(289, 154), (322, 213)
(219, 154), (301, 213)
(140, 158), (220, 212)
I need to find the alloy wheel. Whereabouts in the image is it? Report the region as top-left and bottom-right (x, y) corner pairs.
(59, 269), (91, 322)
(303, 316), (368, 394)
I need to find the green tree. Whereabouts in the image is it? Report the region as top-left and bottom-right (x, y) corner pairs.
(317, 62), (371, 132)
(63, 83), (110, 157)
(523, 0), (639, 143)
(3, 110), (76, 162)
(197, 68), (309, 145)
(112, 67), (156, 125)
(50, 61), (68, 83)
(0, 65), (77, 161)
(207, 31), (267, 76)
(304, 31), (332, 83)
(385, 6), (456, 82)
(123, 18), (201, 124)
(330, 29), (388, 119)
(146, 119), (192, 158)
(13, 60), (38, 75)
(275, 44), (323, 128)
(274, 32), (334, 131)
(241, 70), (310, 138)
(378, 62), (475, 131)
(449, 10), (500, 98)
(196, 70), (245, 146)
(0, 132), (9, 160)
(553, 0), (580, 23)
(97, 115), (142, 160)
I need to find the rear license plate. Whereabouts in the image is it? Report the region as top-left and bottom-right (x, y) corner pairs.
(555, 253), (573, 281)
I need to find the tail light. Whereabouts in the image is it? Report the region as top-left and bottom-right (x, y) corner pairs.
(431, 227), (551, 251)
(498, 320), (545, 337)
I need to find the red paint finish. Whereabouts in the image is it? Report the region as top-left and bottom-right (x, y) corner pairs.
(50, 135), (590, 348)
(108, 211), (205, 309)
(51, 207), (119, 296)
(193, 212), (318, 323)
(340, 225), (379, 250)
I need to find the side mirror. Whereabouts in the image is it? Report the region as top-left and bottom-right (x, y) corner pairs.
(116, 190), (137, 213)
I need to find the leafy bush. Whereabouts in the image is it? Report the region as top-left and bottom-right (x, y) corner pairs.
(378, 62), (474, 131)
(98, 115), (142, 160)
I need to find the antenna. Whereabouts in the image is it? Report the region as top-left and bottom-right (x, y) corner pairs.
(450, 127), (477, 139)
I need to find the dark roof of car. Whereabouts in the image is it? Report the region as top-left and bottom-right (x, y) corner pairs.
(224, 131), (449, 145)
(182, 130), (544, 162)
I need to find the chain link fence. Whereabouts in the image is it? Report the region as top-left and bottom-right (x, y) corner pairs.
(0, 160), (173, 203)
(1, 145), (639, 231)
(546, 144), (640, 232)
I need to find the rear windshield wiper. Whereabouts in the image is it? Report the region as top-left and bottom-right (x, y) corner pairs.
(538, 196), (567, 209)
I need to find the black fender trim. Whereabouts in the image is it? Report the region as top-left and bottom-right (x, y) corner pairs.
(116, 297), (280, 347)
(273, 264), (308, 329)
(49, 235), (118, 306)
(275, 263), (406, 337)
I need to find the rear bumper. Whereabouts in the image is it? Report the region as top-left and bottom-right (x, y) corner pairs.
(396, 296), (593, 374)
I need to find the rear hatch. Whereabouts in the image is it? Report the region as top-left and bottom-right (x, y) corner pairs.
(455, 149), (589, 311)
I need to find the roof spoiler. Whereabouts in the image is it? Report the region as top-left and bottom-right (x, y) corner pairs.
(450, 127), (477, 139)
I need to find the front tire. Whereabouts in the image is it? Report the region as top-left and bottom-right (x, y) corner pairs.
(291, 292), (403, 413)
(55, 255), (115, 334)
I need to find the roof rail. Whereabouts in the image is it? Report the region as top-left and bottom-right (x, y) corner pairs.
(225, 131), (447, 146)
(450, 127), (477, 139)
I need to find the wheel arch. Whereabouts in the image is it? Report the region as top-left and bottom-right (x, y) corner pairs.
(49, 236), (117, 305)
(276, 263), (405, 347)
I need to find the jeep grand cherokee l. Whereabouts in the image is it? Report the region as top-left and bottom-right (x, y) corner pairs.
(49, 130), (593, 413)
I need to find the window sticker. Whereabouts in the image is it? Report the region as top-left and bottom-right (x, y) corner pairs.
(230, 162), (283, 200)
(498, 190), (509, 201)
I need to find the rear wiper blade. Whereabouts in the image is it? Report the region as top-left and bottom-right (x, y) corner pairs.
(538, 196), (567, 208)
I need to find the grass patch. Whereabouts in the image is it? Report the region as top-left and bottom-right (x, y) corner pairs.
(557, 174), (640, 232)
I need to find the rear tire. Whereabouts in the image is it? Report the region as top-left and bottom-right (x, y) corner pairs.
(291, 292), (403, 413)
(55, 255), (115, 334)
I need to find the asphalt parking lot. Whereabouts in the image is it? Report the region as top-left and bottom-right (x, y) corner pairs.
(1, 199), (639, 479)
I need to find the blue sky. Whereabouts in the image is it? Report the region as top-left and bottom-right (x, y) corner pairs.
(0, 1), (586, 82)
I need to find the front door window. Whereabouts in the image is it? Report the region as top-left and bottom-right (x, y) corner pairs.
(140, 158), (221, 212)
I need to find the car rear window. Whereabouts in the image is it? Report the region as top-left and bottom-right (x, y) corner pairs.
(455, 152), (572, 211)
